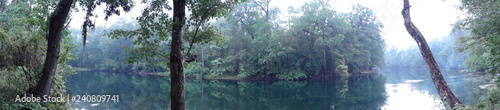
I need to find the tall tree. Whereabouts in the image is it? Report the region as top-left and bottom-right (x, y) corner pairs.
(346, 5), (385, 72)
(109, 0), (245, 108)
(200, 0), (385, 79)
(401, 0), (461, 108)
(170, 0), (186, 109)
(31, 0), (133, 98)
(458, 0), (500, 74)
(31, 0), (74, 98)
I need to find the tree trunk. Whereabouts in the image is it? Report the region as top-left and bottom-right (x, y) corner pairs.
(170, 0), (186, 109)
(31, 0), (73, 98)
(401, 0), (462, 108)
(323, 44), (327, 75)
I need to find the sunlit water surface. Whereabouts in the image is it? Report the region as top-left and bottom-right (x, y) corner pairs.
(65, 68), (489, 110)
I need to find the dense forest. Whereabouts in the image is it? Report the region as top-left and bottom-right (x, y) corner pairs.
(0, 0), (499, 109)
(0, 0), (78, 109)
(68, 1), (386, 80)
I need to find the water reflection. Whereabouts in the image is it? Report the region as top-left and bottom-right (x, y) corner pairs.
(66, 68), (488, 110)
(186, 77), (387, 110)
(66, 72), (387, 110)
(379, 68), (490, 109)
(66, 71), (170, 110)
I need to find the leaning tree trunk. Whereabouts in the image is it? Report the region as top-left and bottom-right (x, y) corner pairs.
(401, 0), (462, 108)
(170, 0), (186, 109)
(31, 0), (74, 98)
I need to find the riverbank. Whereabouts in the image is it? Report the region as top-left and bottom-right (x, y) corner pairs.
(73, 67), (379, 81)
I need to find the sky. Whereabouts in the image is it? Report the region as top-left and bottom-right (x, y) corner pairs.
(69, 0), (463, 49)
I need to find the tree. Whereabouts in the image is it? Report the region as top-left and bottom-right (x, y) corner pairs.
(401, 0), (461, 108)
(216, 0), (279, 77)
(31, 0), (74, 98)
(458, 0), (500, 74)
(172, 0), (247, 108)
(170, 0), (186, 109)
(31, 0), (133, 98)
(0, 0), (56, 90)
(194, 0), (385, 80)
(109, 0), (245, 108)
(345, 5), (385, 72)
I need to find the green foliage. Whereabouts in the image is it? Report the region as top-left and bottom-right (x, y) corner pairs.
(333, 51), (349, 77)
(78, 0), (134, 46)
(68, 18), (167, 73)
(459, 0), (500, 74)
(106, 0), (245, 75)
(192, 0), (385, 80)
(0, 67), (30, 98)
(0, 0), (49, 76)
(476, 88), (500, 109)
(71, 0), (385, 81)
(185, 62), (208, 79)
(276, 70), (306, 81)
(67, 0), (384, 81)
(1, 102), (46, 110)
(0, 0), (77, 109)
(60, 30), (78, 64)
(344, 5), (385, 72)
(454, 88), (500, 110)
(0, 65), (74, 110)
(0, 0), (74, 92)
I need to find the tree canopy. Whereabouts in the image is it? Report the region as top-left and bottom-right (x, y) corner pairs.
(458, 0), (500, 75)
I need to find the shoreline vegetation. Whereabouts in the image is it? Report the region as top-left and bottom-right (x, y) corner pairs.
(73, 67), (494, 80)
(73, 67), (379, 81)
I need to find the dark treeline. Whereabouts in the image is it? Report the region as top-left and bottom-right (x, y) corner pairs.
(69, 0), (386, 80)
(385, 28), (467, 69)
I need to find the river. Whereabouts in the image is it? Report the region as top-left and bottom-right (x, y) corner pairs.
(65, 68), (490, 110)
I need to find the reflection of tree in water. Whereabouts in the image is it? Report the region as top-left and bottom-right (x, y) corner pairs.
(380, 68), (489, 106)
(334, 76), (388, 110)
(66, 72), (170, 110)
(67, 72), (387, 110)
(66, 69), (488, 109)
(186, 75), (387, 110)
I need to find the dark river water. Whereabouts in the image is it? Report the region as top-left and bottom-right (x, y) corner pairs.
(65, 68), (490, 110)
